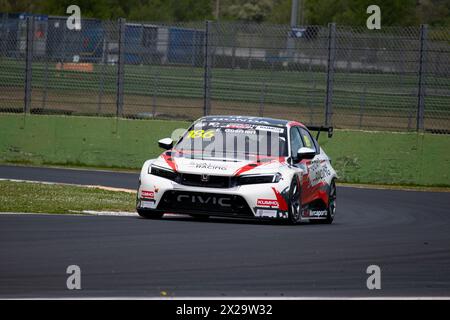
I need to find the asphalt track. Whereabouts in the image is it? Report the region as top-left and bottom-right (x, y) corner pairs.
(1, 165), (450, 298)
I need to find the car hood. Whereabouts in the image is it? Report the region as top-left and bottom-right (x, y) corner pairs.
(152, 152), (286, 176)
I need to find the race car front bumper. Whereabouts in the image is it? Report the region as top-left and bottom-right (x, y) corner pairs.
(137, 173), (291, 220)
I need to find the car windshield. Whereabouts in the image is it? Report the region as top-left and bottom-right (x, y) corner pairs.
(174, 121), (288, 161)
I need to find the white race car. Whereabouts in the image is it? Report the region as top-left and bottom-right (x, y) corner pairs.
(137, 116), (337, 224)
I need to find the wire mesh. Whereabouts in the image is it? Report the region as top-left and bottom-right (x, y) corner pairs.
(120, 21), (205, 120)
(0, 13), (26, 113)
(424, 26), (450, 133)
(28, 17), (119, 116)
(332, 26), (423, 130)
(0, 14), (448, 132)
(208, 21), (328, 126)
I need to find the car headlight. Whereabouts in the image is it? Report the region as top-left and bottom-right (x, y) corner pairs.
(149, 165), (178, 182)
(237, 173), (282, 185)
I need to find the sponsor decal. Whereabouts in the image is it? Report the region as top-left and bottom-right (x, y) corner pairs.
(210, 116), (270, 124)
(225, 123), (254, 129)
(308, 160), (332, 187)
(140, 200), (157, 209)
(176, 194), (232, 207)
(190, 162), (227, 171)
(310, 210), (327, 217)
(255, 125), (285, 133)
(256, 209), (277, 218)
(224, 128), (256, 135)
(141, 190), (154, 199)
(257, 199), (279, 208)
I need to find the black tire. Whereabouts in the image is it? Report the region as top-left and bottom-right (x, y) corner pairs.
(310, 180), (336, 224)
(324, 180), (337, 224)
(288, 176), (302, 225)
(137, 209), (164, 219)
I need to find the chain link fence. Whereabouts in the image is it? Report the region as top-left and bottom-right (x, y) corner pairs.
(0, 13), (449, 132)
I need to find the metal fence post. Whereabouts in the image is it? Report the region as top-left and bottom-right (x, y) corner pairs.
(324, 23), (336, 126)
(116, 18), (126, 117)
(203, 20), (212, 116)
(24, 16), (34, 114)
(1, 13), (8, 58)
(417, 24), (428, 132)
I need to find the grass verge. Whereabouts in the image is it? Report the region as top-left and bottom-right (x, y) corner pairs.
(0, 180), (135, 214)
(0, 114), (449, 187)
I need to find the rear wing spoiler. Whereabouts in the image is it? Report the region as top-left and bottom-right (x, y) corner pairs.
(307, 126), (334, 140)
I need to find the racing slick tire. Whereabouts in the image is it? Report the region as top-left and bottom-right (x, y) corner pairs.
(325, 179), (337, 224)
(310, 179), (336, 224)
(137, 209), (164, 219)
(287, 176), (302, 225)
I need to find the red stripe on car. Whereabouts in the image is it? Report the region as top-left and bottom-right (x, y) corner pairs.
(233, 156), (286, 176)
(271, 187), (288, 211)
(161, 152), (177, 171)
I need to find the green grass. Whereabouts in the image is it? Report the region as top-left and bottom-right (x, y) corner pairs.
(0, 114), (449, 187)
(0, 114), (189, 169)
(318, 130), (450, 187)
(0, 180), (135, 214)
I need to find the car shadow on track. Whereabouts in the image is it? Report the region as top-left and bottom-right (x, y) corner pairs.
(137, 214), (318, 227)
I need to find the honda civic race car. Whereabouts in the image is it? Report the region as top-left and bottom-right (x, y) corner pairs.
(137, 116), (337, 224)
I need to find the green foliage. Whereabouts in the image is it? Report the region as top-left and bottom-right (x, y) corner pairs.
(221, 0), (275, 22)
(267, 0), (292, 24)
(0, 0), (212, 22)
(304, 0), (418, 26)
(0, 0), (447, 27)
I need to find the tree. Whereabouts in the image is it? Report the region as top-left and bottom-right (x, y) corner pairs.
(416, 0), (450, 26)
(267, 0), (291, 24)
(0, 0), (42, 13)
(0, 0), (447, 26)
(304, 0), (418, 26)
(221, 0), (276, 22)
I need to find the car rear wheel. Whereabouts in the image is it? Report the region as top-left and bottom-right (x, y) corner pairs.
(288, 176), (302, 225)
(325, 180), (336, 224)
(137, 209), (164, 219)
(310, 180), (336, 224)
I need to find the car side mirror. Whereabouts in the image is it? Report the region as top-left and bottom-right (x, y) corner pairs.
(158, 138), (173, 150)
(296, 147), (316, 161)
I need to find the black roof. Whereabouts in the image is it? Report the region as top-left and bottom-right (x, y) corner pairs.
(199, 115), (290, 127)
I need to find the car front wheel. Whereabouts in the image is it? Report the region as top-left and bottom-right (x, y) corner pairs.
(288, 176), (302, 225)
